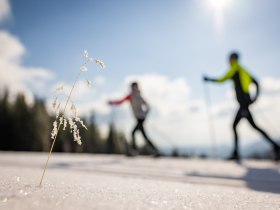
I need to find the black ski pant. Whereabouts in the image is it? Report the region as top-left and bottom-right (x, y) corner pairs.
(132, 118), (157, 151)
(232, 104), (280, 156)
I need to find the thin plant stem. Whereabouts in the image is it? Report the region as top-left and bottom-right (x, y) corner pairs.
(39, 123), (62, 187)
(39, 71), (82, 187)
(63, 71), (81, 114)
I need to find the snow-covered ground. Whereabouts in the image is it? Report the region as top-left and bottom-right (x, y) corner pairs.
(0, 152), (280, 210)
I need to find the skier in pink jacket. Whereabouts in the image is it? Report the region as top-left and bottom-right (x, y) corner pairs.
(108, 82), (159, 156)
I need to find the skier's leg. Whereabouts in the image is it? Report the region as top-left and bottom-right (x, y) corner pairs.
(139, 119), (158, 153)
(131, 120), (141, 150)
(230, 108), (243, 159)
(246, 109), (280, 159)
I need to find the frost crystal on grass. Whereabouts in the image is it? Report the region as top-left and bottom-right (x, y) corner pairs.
(52, 98), (58, 111)
(55, 85), (64, 92)
(56, 109), (60, 119)
(83, 50), (105, 69)
(95, 59), (106, 69)
(76, 117), (88, 130)
(80, 66), (88, 72)
(51, 121), (58, 139)
(68, 118), (74, 132)
(59, 117), (63, 125)
(86, 79), (92, 87)
(83, 50), (89, 59)
(67, 118), (82, 145)
(63, 118), (67, 130)
(71, 103), (77, 117)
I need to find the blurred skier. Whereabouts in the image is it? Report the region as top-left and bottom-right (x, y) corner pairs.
(108, 82), (159, 157)
(204, 52), (280, 161)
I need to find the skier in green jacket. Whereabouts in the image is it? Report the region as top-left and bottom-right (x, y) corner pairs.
(204, 52), (280, 161)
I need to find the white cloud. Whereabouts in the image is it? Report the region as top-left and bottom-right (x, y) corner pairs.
(0, 30), (55, 103)
(0, 31), (24, 62)
(0, 0), (11, 22)
(261, 77), (280, 94)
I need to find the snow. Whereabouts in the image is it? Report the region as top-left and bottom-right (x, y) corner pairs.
(0, 152), (280, 210)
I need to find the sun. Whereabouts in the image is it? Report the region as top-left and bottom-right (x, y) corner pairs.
(208, 0), (231, 12)
(206, 0), (232, 35)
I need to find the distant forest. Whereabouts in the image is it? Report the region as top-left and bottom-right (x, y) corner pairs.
(0, 90), (129, 154)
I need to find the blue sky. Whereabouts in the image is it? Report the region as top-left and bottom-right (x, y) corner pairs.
(5, 0), (280, 99)
(1, 0), (280, 153)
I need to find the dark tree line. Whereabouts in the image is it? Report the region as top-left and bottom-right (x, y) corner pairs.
(0, 90), (127, 154)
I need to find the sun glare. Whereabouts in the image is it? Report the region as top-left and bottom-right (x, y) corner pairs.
(208, 0), (231, 11)
(206, 0), (232, 35)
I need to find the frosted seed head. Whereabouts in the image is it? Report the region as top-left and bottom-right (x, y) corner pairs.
(55, 109), (60, 119)
(86, 79), (92, 87)
(80, 66), (88, 72)
(63, 118), (67, 130)
(51, 121), (58, 139)
(55, 85), (64, 92)
(59, 117), (63, 125)
(71, 104), (77, 117)
(95, 59), (106, 69)
(83, 50), (89, 59)
(52, 98), (57, 110)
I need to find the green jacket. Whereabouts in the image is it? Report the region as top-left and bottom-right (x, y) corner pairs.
(214, 61), (259, 105)
(217, 61), (252, 94)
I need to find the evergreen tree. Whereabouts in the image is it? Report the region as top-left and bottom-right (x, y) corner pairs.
(106, 123), (127, 154)
(0, 89), (13, 150)
(106, 123), (116, 154)
(82, 113), (102, 153)
(12, 94), (34, 151)
(29, 98), (51, 151)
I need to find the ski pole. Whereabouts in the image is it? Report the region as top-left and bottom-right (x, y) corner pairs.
(150, 123), (179, 156)
(203, 82), (218, 159)
(110, 105), (116, 125)
(150, 124), (176, 148)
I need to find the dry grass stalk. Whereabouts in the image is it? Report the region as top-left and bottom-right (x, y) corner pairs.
(39, 51), (105, 187)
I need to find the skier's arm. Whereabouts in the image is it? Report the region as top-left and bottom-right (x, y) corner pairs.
(142, 99), (150, 114)
(204, 66), (237, 83)
(251, 78), (260, 102)
(108, 94), (131, 105)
